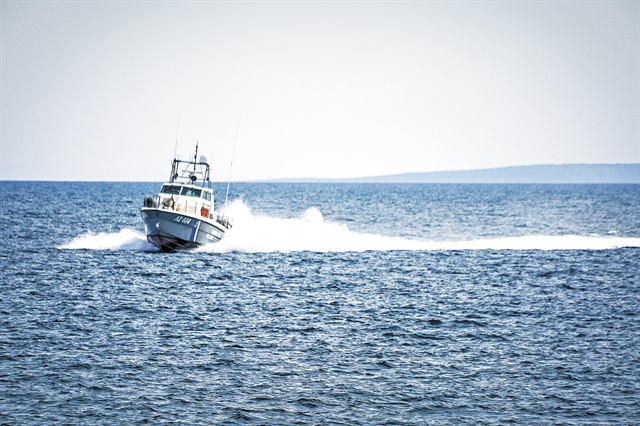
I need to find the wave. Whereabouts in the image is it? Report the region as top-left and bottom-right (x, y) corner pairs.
(61, 200), (640, 253)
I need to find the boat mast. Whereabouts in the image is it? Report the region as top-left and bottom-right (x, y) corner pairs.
(193, 142), (198, 173)
(174, 106), (181, 160)
(224, 113), (241, 210)
(170, 107), (181, 183)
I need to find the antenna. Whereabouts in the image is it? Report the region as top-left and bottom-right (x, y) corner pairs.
(224, 113), (241, 210)
(174, 105), (182, 160)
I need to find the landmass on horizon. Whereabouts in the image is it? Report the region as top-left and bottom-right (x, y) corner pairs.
(261, 164), (640, 184)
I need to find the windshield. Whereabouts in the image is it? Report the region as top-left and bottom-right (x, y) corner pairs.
(161, 185), (182, 195)
(181, 187), (202, 198)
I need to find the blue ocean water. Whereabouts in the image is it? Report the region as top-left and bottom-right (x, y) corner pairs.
(1, 181), (639, 424)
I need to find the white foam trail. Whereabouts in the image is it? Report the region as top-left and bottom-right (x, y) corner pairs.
(197, 200), (640, 253)
(430, 235), (640, 251)
(60, 228), (157, 251)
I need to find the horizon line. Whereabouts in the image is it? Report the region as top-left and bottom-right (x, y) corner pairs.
(1, 163), (638, 183)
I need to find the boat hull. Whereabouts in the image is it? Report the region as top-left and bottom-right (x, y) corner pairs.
(141, 208), (226, 252)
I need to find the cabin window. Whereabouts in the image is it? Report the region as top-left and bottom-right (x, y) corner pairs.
(161, 185), (182, 195)
(181, 187), (202, 198)
(202, 191), (212, 201)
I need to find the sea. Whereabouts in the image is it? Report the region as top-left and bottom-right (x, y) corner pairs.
(1, 181), (639, 425)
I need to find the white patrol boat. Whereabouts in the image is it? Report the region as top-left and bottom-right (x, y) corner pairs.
(141, 144), (232, 252)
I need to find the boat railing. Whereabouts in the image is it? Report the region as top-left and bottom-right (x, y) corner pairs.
(175, 201), (199, 215)
(216, 213), (233, 229)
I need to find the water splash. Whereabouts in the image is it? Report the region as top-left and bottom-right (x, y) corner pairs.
(197, 201), (420, 253)
(60, 228), (157, 251)
(61, 200), (640, 253)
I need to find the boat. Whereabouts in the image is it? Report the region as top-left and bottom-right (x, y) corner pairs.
(141, 143), (232, 252)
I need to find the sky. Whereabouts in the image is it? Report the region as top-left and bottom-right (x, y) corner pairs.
(1, 1), (638, 182)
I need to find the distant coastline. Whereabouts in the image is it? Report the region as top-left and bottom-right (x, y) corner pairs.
(263, 164), (640, 184)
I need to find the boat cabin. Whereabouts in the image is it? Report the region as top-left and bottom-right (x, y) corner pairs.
(157, 183), (214, 219)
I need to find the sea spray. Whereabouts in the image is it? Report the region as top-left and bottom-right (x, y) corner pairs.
(197, 202), (427, 253)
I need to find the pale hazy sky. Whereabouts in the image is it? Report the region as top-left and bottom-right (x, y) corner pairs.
(1, 1), (638, 181)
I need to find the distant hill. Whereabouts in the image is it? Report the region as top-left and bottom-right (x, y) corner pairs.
(266, 164), (640, 184)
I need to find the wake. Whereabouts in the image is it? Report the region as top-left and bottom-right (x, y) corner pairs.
(60, 200), (640, 253)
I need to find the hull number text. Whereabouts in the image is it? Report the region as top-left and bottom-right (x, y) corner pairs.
(174, 216), (192, 225)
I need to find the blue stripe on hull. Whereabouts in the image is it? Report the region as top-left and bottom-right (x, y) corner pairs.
(190, 220), (201, 242)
